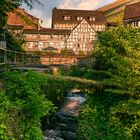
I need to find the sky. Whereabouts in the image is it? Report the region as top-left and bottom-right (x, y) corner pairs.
(23, 0), (115, 28)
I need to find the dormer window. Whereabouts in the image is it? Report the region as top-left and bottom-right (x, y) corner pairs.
(89, 17), (95, 21)
(64, 16), (71, 20)
(77, 16), (83, 20)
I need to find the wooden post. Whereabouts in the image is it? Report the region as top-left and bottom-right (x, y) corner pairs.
(33, 54), (36, 65)
(22, 53), (24, 65)
(14, 53), (16, 63)
(4, 50), (7, 63)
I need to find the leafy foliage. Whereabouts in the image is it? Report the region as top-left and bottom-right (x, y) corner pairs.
(41, 74), (73, 105)
(6, 31), (24, 51)
(0, 71), (76, 139)
(78, 25), (140, 139)
(0, 28), (24, 51)
(0, 71), (55, 140)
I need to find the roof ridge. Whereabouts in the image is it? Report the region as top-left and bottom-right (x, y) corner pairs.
(53, 8), (98, 12)
(98, 0), (132, 11)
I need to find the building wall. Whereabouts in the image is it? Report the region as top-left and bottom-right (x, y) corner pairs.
(54, 23), (77, 30)
(132, 21), (140, 27)
(23, 20), (106, 54)
(106, 11), (124, 23)
(23, 33), (67, 52)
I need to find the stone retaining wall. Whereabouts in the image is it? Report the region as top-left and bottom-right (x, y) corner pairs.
(40, 56), (77, 65)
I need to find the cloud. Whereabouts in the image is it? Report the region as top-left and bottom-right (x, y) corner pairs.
(27, 8), (52, 28)
(41, 18), (52, 27)
(58, 0), (105, 10)
(27, 8), (43, 18)
(25, 0), (115, 27)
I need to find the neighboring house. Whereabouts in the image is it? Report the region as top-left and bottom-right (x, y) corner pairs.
(98, 0), (140, 23)
(123, 2), (140, 27)
(52, 8), (106, 54)
(6, 8), (42, 50)
(7, 8), (41, 30)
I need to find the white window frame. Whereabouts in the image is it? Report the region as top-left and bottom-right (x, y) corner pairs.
(133, 21), (139, 27)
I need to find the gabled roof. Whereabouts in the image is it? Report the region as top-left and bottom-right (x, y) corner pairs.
(23, 28), (71, 35)
(7, 8), (42, 29)
(71, 18), (97, 33)
(52, 8), (106, 26)
(98, 0), (132, 12)
(123, 2), (140, 20)
(66, 19), (96, 41)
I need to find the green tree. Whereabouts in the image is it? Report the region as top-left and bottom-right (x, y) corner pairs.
(78, 25), (140, 140)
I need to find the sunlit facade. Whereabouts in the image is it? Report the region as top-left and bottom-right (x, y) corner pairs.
(7, 8), (106, 54)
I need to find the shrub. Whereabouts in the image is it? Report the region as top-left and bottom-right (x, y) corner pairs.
(0, 71), (55, 140)
(78, 25), (140, 139)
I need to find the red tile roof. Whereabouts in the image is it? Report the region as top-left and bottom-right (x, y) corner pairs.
(7, 8), (41, 29)
(123, 2), (140, 20)
(98, 0), (132, 12)
(52, 8), (106, 27)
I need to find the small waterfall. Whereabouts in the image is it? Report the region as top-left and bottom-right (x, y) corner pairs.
(43, 89), (86, 140)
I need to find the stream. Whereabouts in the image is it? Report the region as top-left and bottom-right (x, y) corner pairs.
(43, 89), (86, 140)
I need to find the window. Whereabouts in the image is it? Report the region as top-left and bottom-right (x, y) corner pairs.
(89, 17), (95, 21)
(77, 16), (83, 20)
(28, 42), (34, 48)
(77, 43), (80, 48)
(133, 22), (139, 27)
(64, 16), (71, 20)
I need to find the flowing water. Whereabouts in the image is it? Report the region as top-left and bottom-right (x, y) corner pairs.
(43, 89), (86, 140)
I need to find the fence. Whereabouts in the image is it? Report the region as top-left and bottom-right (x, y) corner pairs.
(0, 48), (40, 68)
(0, 47), (94, 69)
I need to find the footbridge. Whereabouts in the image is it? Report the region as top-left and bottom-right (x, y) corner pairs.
(0, 47), (76, 72)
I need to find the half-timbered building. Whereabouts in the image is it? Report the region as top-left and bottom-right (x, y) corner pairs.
(7, 7), (106, 54)
(52, 8), (106, 54)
